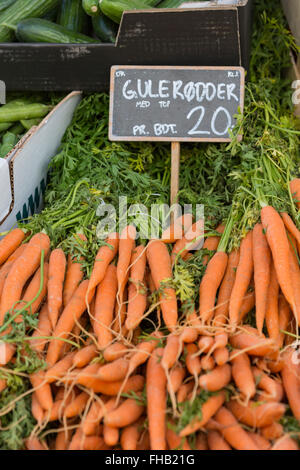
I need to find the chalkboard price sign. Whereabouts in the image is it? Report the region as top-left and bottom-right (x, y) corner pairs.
(109, 66), (245, 142)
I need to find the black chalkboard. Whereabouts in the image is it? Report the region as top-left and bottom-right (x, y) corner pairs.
(109, 66), (245, 142)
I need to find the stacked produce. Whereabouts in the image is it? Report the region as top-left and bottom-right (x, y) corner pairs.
(0, 0), (300, 451)
(0, 0), (192, 44)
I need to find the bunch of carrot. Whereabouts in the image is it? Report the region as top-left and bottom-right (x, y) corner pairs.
(0, 181), (300, 451)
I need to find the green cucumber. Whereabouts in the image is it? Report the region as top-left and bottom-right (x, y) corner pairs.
(92, 11), (117, 43)
(9, 122), (24, 135)
(0, 103), (51, 123)
(16, 18), (100, 44)
(0, 0), (59, 42)
(0, 131), (17, 158)
(0, 122), (12, 132)
(82, 0), (99, 17)
(57, 0), (87, 33)
(0, 0), (16, 13)
(157, 0), (183, 7)
(20, 118), (41, 130)
(99, 0), (152, 24)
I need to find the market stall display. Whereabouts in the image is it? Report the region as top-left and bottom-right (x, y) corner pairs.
(0, 0), (299, 453)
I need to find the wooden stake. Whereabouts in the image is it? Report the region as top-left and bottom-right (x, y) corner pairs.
(171, 141), (180, 207)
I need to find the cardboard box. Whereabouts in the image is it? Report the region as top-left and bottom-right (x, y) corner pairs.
(0, 91), (82, 233)
(0, 1), (253, 92)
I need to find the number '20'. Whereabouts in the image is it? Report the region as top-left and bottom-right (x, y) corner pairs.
(187, 105), (232, 136)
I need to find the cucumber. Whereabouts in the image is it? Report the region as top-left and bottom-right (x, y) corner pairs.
(92, 11), (117, 43)
(99, 0), (152, 24)
(0, 0), (59, 42)
(0, 131), (17, 158)
(57, 0), (87, 33)
(16, 18), (100, 44)
(0, 122), (12, 132)
(82, 0), (99, 17)
(20, 118), (41, 130)
(157, 0), (183, 7)
(9, 122), (24, 135)
(0, 103), (51, 123)
(43, 6), (59, 22)
(0, 0), (16, 13)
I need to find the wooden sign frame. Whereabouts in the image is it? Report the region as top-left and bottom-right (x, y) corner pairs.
(109, 65), (245, 143)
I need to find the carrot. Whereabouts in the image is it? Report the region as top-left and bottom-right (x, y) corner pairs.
(167, 364), (185, 395)
(25, 436), (47, 451)
(186, 343), (201, 377)
(46, 398), (72, 422)
(252, 366), (284, 402)
(48, 248), (66, 329)
(103, 425), (119, 447)
(0, 232), (50, 324)
(64, 391), (89, 418)
(214, 249), (240, 326)
(45, 352), (76, 383)
(177, 382), (194, 403)
(125, 245), (147, 330)
(166, 426), (191, 450)
(105, 394), (144, 428)
(261, 205), (296, 315)
(88, 232), (119, 294)
(288, 241), (300, 323)
(252, 223), (271, 333)
(247, 432), (271, 450)
(63, 255), (84, 307)
(231, 351), (256, 401)
(121, 423), (140, 450)
(46, 280), (89, 366)
(281, 211), (300, 248)
(180, 326), (198, 344)
(137, 430), (150, 451)
(230, 325), (278, 356)
(97, 357), (129, 382)
(207, 430), (231, 450)
(161, 213), (193, 244)
(81, 436), (105, 450)
(214, 406), (259, 450)
(146, 347), (167, 450)
(77, 369), (145, 396)
(31, 392), (44, 425)
(93, 264), (117, 350)
(201, 354), (215, 371)
(213, 346), (229, 366)
(29, 370), (53, 411)
(278, 294), (291, 348)
(21, 263), (49, 317)
(290, 178), (300, 209)
(199, 364), (231, 392)
(179, 391), (226, 437)
(0, 228), (26, 266)
(171, 219), (204, 265)
(103, 342), (126, 362)
(229, 231), (253, 329)
(30, 303), (51, 352)
(0, 378), (6, 393)
(238, 290), (256, 323)
(146, 240), (177, 331)
(264, 262), (280, 343)
(281, 347), (300, 420)
(55, 430), (71, 450)
(128, 339), (157, 376)
(196, 433), (208, 450)
(82, 398), (115, 436)
(117, 225), (136, 307)
(227, 400), (286, 428)
(207, 332), (228, 356)
(198, 335), (214, 354)
(73, 344), (98, 368)
(203, 223), (225, 260)
(261, 422), (283, 441)
(161, 334), (180, 371)
(199, 251), (228, 323)
(0, 244), (27, 300)
(271, 435), (299, 450)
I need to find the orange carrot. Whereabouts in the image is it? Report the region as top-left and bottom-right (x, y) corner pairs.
(227, 400), (286, 428)
(252, 223), (271, 333)
(290, 178), (300, 209)
(281, 211), (300, 248)
(81, 398), (115, 436)
(55, 430), (71, 450)
(177, 382), (194, 403)
(229, 231), (253, 329)
(146, 347), (167, 450)
(247, 432), (271, 450)
(198, 335), (214, 353)
(97, 358), (129, 382)
(103, 425), (119, 447)
(26, 436), (47, 450)
(161, 334), (180, 371)
(271, 435), (299, 450)
(48, 248), (66, 329)
(213, 346), (229, 366)
(0, 378), (6, 393)
(179, 391), (226, 437)
(214, 406), (259, 450)
(199, 364), (231, 392)
(238, 290), (256, 323)
(30, 370), (53, 411)
(31, 392), (44, 425)
(231, 351), (256, 401)
(180, 326), (198, 344)
(207, 430), (231, 450)
(161, 214), (193, 244)
(261, 205), (295, 315)
(125, 245), (147, 330)
(261, 422), (283, 441)
(278, 294), (291, 348)
(45, 352), (76, 383)
(63, 255), (84, 307)
(46, 280), (89, 366)
(171, 219), (204, 265)
(167, 364), (185, 395)
(230, 325), (278, 356)
(252, 366), (283, 402)
(201, 354), (215, 371)
(88, 233), (119, 294)
(105, 395), (144, 428)
(64, 391), (89, 418)
(265, 262), (280, 342)
(186, 343), (201, 377)
(128, 339), (157, 376)
(117, 225), (136, 309)
(0, 244), (27, 300)
(0, 232), (50, 324)
(214, 249), (240, 326)
(0, 228), (25, 266)
(196, 433), (208, 450)
(147, 240), (177, 331)
(199, 251), (228, 323)
(73, 344), (98, 368)
(166, 426), (191, 450)
(93, 263), (117, 350)
(281, 347), (300, 420)
(288, 240), (300, 323)
(30, 303), (51, 352)
(202, 223), (225, 265)
(21, 263), (49, 317)
(103, 342), (126, 362)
